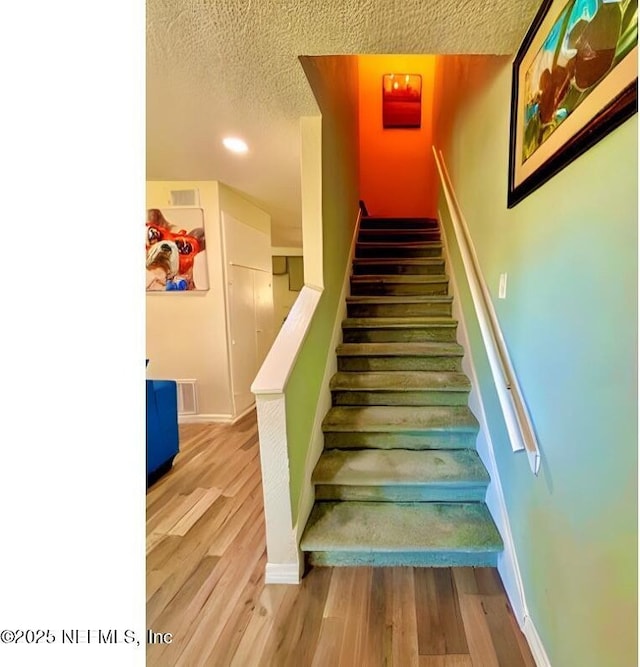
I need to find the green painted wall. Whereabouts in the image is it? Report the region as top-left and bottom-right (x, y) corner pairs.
(286, 56), (360, 522)
(434, 56), (637, 667)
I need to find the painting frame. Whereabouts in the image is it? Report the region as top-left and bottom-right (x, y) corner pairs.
(382, 73), (422, 129)
(507, 0), (638, 208)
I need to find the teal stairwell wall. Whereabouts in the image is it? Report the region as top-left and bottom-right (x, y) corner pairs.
(434, 56), (638, 667)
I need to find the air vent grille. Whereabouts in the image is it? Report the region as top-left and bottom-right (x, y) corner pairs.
(170, 189), (199, 207)
(176, 380), (198, 415)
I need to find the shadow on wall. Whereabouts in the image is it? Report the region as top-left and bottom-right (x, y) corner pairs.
(272, 255), (304, 326)
(433, 55), (510, 161)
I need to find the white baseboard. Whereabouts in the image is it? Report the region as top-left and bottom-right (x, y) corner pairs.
(523, 615), (552, 667)
(232, 404), (257, 423)
(177, 404), (256, 425)
(265, 562), (302, 585)
(178, 413), (234, 424)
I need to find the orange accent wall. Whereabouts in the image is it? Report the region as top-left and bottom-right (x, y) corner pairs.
(358, 55), (437, 218)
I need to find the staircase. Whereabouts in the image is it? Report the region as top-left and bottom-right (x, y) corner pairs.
(300, 215), (503, 567)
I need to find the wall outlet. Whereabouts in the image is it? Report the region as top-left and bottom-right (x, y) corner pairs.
(499, 273), (508, 299)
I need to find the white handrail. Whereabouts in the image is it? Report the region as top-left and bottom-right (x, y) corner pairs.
(433, 147), (541, 475)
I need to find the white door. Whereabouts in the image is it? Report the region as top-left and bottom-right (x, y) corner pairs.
(222, 212), (274, 417)
(253, 270), (274, 369)
(228, 265), (259, 415)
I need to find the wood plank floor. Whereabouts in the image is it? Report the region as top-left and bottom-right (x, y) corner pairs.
(147, 410), (536, 667)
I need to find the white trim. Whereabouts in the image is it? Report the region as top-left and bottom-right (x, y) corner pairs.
(177, 404), (255, 425)
(295, 209), (361, 544)
(254, 394), (301, 574)
(228, 261), (272, 273)
(232, 404), (257, 423)
(433, 147), (541, 475)
(178, 413), (234, 424)
(523, 614), (553, 667)
(217, 194), (236, 427)
(251, 286), (323, 394)
(271, 246), (303, 256)
(265, 562), (302, 585)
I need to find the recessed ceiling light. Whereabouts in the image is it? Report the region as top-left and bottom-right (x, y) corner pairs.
(222, 137), (249, 154)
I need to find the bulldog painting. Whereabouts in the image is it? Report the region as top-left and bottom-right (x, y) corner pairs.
(146, 240), (180, 291)
(145, 208), (209, 291)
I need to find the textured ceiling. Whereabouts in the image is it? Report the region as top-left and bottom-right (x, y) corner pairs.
(147, 0), (540, 246)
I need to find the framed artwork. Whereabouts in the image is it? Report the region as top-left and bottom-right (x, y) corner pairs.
(508, 0), (638, 207)
(146, 207), (210, 291)
(382, 73), (422, 128)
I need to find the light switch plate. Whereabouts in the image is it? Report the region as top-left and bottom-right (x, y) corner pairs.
(499, 273), (508, 299)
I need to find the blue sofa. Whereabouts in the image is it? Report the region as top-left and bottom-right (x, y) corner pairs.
(146, 379), (180, 487)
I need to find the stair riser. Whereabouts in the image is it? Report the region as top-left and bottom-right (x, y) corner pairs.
(337, 356), (463, 372)
(342, 327), (458, 344)
(314, 484), (489, 502)
(332, 390), (470, 407)
(358, 231), (441, 243)
(350, 282), (449, 296)
(347, 302), (452, 317)
(360, 218), (439, 230)
(356, 247), (443, 259)
(307, 551), (498, 567)
(352, 262), (445, 275)
(323, 431), (478, 449)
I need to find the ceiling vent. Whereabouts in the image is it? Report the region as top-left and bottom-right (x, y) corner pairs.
(170, 188), (199, 207)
